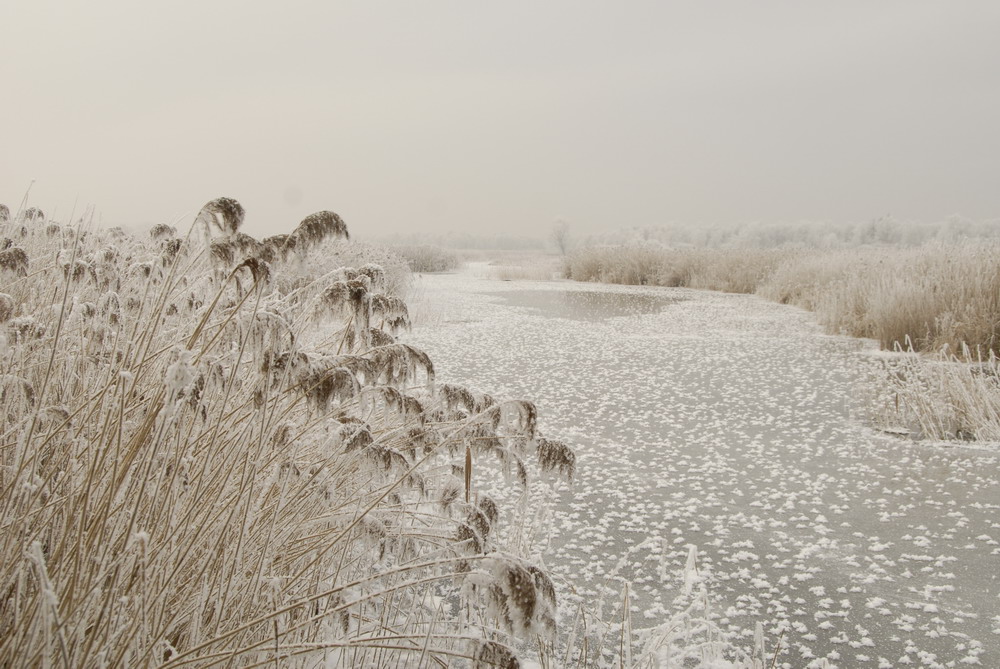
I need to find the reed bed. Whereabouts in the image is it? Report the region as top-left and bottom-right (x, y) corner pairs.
(386, 244), (462, 273)
(865, 345), (1000, 442)
(565, 242), (1000, 442)
(487, 256), (562, 282)
(0, 199), (580, 667)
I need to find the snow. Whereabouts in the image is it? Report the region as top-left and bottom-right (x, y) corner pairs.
(403, 268), (1000, 666)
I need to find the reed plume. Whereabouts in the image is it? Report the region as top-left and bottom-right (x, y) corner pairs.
(0, 195), (573, 668)
(291, 210), (349, 250)
(194, 196), (245, 235)
(0, 247), (29, 276)
(21, 206), (44, 222)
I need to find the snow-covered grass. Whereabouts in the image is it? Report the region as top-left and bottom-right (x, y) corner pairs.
(864, 347), (1000, 441)
(486, 255), (562, 282)
(0, 200), (575, 667)
(385, 243), (462, 273)
(579, 216), (1000, 250)
(761, 245), (1000, 356)
(566, 243), (1000, 356)
(564, 246), (793, 293)
(565, 243), (1000, 442)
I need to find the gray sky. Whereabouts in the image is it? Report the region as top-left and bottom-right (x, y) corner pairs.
(3, 1), (999, 239)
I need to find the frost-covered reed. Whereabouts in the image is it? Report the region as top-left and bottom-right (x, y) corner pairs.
(566, 243), (1000, 356)
(565, 242), (1000, 442)
(0, 198), (573, 667)
(565, 247), (788, 294)
(387, 244), (462, 273)
(864, 343), (1000, 442)
(580, 216), (1000, 250)
(487, 255), (562, 282)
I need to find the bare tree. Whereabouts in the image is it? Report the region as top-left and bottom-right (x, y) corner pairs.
(551, 219), (571, 256)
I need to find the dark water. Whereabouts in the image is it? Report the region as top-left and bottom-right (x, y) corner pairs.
(486, 289), (680, 322)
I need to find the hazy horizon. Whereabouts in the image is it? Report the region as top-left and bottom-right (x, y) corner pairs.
(3, 1), (999, 240)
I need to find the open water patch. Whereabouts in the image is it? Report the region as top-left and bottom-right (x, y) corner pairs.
(486, 288), (680, 322)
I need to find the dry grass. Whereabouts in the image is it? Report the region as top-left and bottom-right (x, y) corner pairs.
(566, 242), (1000, 442)
(387, 244), (462, 273)
(865, 347), (1000, 442)
(580, 216), (1000, 249)
(565, 246), (791, 293)
(567, 242), (1000, 357)
(0, 199), (574, 667)
(477, 253), (563, 282)
(489, 263), (559, 282)
(763, 245), (1000, 356)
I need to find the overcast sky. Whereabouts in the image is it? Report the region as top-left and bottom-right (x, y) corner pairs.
(2, 1), (999, 239)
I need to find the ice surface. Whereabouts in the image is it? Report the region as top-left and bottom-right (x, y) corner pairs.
(404, 269), (1000, 667)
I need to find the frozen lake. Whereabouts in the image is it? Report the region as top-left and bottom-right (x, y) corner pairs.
(403, 265), (1000, 668)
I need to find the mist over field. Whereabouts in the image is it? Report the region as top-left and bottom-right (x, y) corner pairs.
(4, 2), (1000, 667)
(4, 2), (1000, 237)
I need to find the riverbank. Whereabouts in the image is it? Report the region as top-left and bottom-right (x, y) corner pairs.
(563, 243), (1000, 442)
(404, 266), (1000, 668)
(0, 204), (565, 667)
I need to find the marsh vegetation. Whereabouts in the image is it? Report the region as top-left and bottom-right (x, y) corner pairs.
(4, 200), (998, 668)
(564, 236), (1000, 442)
(0, 199), (577, 667)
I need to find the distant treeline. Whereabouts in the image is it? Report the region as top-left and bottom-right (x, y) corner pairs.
(580, 215), (1000, 249)
(369, 216), (1000, 253)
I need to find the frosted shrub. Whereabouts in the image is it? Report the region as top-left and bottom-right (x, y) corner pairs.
(390, 244), (462, 273)
(0, 198), (571, 667)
